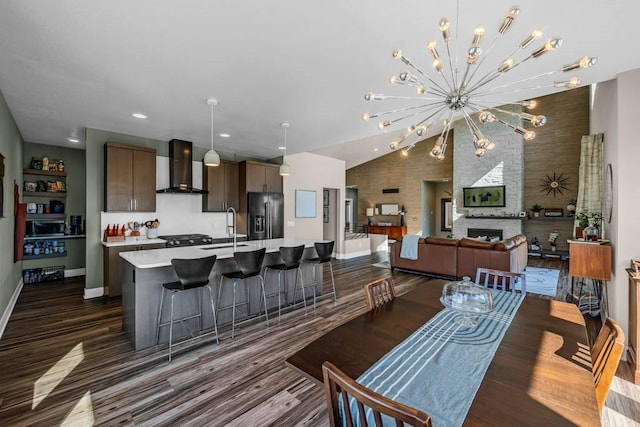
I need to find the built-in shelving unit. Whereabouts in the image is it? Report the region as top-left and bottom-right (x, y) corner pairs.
(23, 234), (85, 241)
(26, 213), (66, 220)
(23, 252), (67, 261)
(23, 168), (66, 177)
(24, 191), (66, 198)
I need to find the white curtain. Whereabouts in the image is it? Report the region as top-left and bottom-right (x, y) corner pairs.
(575, 133), (604, 229)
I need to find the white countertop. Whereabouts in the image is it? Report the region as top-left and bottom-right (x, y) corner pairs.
(102, 238), (167, 248)
(119, 238), (321, 269)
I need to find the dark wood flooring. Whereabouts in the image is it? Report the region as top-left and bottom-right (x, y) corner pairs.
(0, 254), (636, 425)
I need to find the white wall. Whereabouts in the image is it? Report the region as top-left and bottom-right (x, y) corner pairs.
(283, 152), (346, 255)
(591, 71), (640, 339)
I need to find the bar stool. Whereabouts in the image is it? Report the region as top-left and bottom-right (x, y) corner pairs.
(217, 248), (268, 339)
(262, 245), (305, 321)
(299, 241), (336, 312)
(156, 255), (218, 362)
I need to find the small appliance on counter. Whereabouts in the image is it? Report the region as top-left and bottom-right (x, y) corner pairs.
(69, 215), (82, 235)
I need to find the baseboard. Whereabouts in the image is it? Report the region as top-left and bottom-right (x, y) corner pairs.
(337, 250), (371, 260)
(0, 278), (24, 340)
(65, 268), (86, 278)
(83, 286), (104, 300)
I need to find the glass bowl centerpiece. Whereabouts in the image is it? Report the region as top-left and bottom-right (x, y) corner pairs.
(441, 277), (494, 325)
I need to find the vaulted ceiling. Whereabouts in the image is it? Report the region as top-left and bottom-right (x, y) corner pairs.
(0, 1), (637, 168)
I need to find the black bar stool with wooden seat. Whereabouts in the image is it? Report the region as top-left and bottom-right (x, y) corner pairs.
(217, 248), (269, 339)
(298, 241), (336, 312)
(262, 245), (305, 321)
(156, 255), (218, 362)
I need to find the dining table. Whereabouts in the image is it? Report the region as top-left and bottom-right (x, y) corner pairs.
(285, 279), (601, 426)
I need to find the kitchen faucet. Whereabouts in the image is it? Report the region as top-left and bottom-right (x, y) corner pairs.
(226, 207), (237, 251)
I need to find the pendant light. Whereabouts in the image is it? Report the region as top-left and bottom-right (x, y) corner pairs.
(204, 98), (220, 167)
(279, 122), (291, 176)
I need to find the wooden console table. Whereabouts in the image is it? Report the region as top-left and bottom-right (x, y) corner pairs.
(364, 225), (407, 240)
(568, 240), (612, 319)
(628, 268), (640, 385)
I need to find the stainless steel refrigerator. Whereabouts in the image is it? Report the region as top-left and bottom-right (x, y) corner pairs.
(247, 192), (284, 240)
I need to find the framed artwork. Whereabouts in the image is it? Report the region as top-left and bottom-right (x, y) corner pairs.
(323, 206), (329, 223)
(323, 189), (329, 206)
(295, 189), (317, 218)
(463, 185), (505, 208)
(441, 198), (452, 231)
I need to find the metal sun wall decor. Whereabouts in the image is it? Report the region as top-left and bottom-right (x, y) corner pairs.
(540, 172), (569, 196)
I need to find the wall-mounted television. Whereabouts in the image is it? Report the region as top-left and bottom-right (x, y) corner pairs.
(463, 185), (505, 208)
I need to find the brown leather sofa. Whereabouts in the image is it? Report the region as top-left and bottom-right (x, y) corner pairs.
(389, 234), (527, 279)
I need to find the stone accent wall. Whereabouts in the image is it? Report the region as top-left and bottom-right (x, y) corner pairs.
(453, 105), (524, 240)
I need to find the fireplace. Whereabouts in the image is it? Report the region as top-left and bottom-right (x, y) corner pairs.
(468, 228), (503, 240)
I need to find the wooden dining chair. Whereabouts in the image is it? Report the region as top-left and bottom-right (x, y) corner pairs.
(322, 361), (432, 427)
(475, 267), (526, 294)
(364, 277), (396, 310)
(591, 317), (625, 412)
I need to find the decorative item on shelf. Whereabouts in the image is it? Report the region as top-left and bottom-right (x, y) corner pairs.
(531, 203), (543, 217)
(566, 198), (576, 217)
(540, 172), (569, 196)
(549, 230), (559, 251)
(530, 237), (540, 251)
(544, 208), (563, 217)
(36, 180), (46, 192)
(41, 157), (49, 171)
(360, 3), (597, 160)
(58, 159), (64, 173)
(24, 181), (37, 192)
(30, 157), (42, 170)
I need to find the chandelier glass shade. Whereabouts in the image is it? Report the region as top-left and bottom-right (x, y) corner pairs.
(362, 4), (597, 160)
(279, 122), (291, 176)
(204, 98), (220, 167)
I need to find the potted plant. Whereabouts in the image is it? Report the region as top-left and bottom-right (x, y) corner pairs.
(575, 210), (603, 240)
(531, 203), (543, 217)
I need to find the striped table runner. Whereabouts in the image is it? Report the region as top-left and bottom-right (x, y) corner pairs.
(352, 290), (524, 427)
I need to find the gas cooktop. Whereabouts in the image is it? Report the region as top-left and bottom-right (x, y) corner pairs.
(158, 234), (213, 247)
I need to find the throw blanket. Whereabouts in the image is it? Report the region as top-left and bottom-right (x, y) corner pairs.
(399, 235), (420, 260)
(351, 290), (524, 426)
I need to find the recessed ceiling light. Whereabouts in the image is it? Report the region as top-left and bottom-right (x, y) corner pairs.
(67, 137), (80, 143)
(219, 133), (231, 138)
(132, 113), (147, 119)
(374, 148), (379, 152)
(278, 146), (286, 150)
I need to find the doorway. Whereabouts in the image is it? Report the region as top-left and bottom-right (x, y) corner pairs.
(345, 198), (354, 233)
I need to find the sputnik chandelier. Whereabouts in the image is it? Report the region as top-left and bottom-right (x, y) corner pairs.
(362, 4), (597, 160)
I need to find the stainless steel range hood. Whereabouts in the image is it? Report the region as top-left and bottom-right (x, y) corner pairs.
(156, 139), (208, 194)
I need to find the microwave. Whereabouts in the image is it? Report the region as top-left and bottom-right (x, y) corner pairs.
(25, 220), (66, 237)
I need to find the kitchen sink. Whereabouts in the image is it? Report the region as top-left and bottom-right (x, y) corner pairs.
(200, 243), (249, 250)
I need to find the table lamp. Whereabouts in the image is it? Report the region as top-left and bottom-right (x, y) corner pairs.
(366, 208), (374, 225)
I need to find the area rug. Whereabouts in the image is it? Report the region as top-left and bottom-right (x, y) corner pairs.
(522, 267), (559, 297)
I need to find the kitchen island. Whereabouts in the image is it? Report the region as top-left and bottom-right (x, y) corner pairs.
(119, 238), (326, 350)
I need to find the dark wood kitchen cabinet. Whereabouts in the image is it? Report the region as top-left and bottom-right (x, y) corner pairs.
(104, 143), (156, 212)
(202, 160), (239, 212)
(103, 242), (166, 297)
(240, 160), (282, 194)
